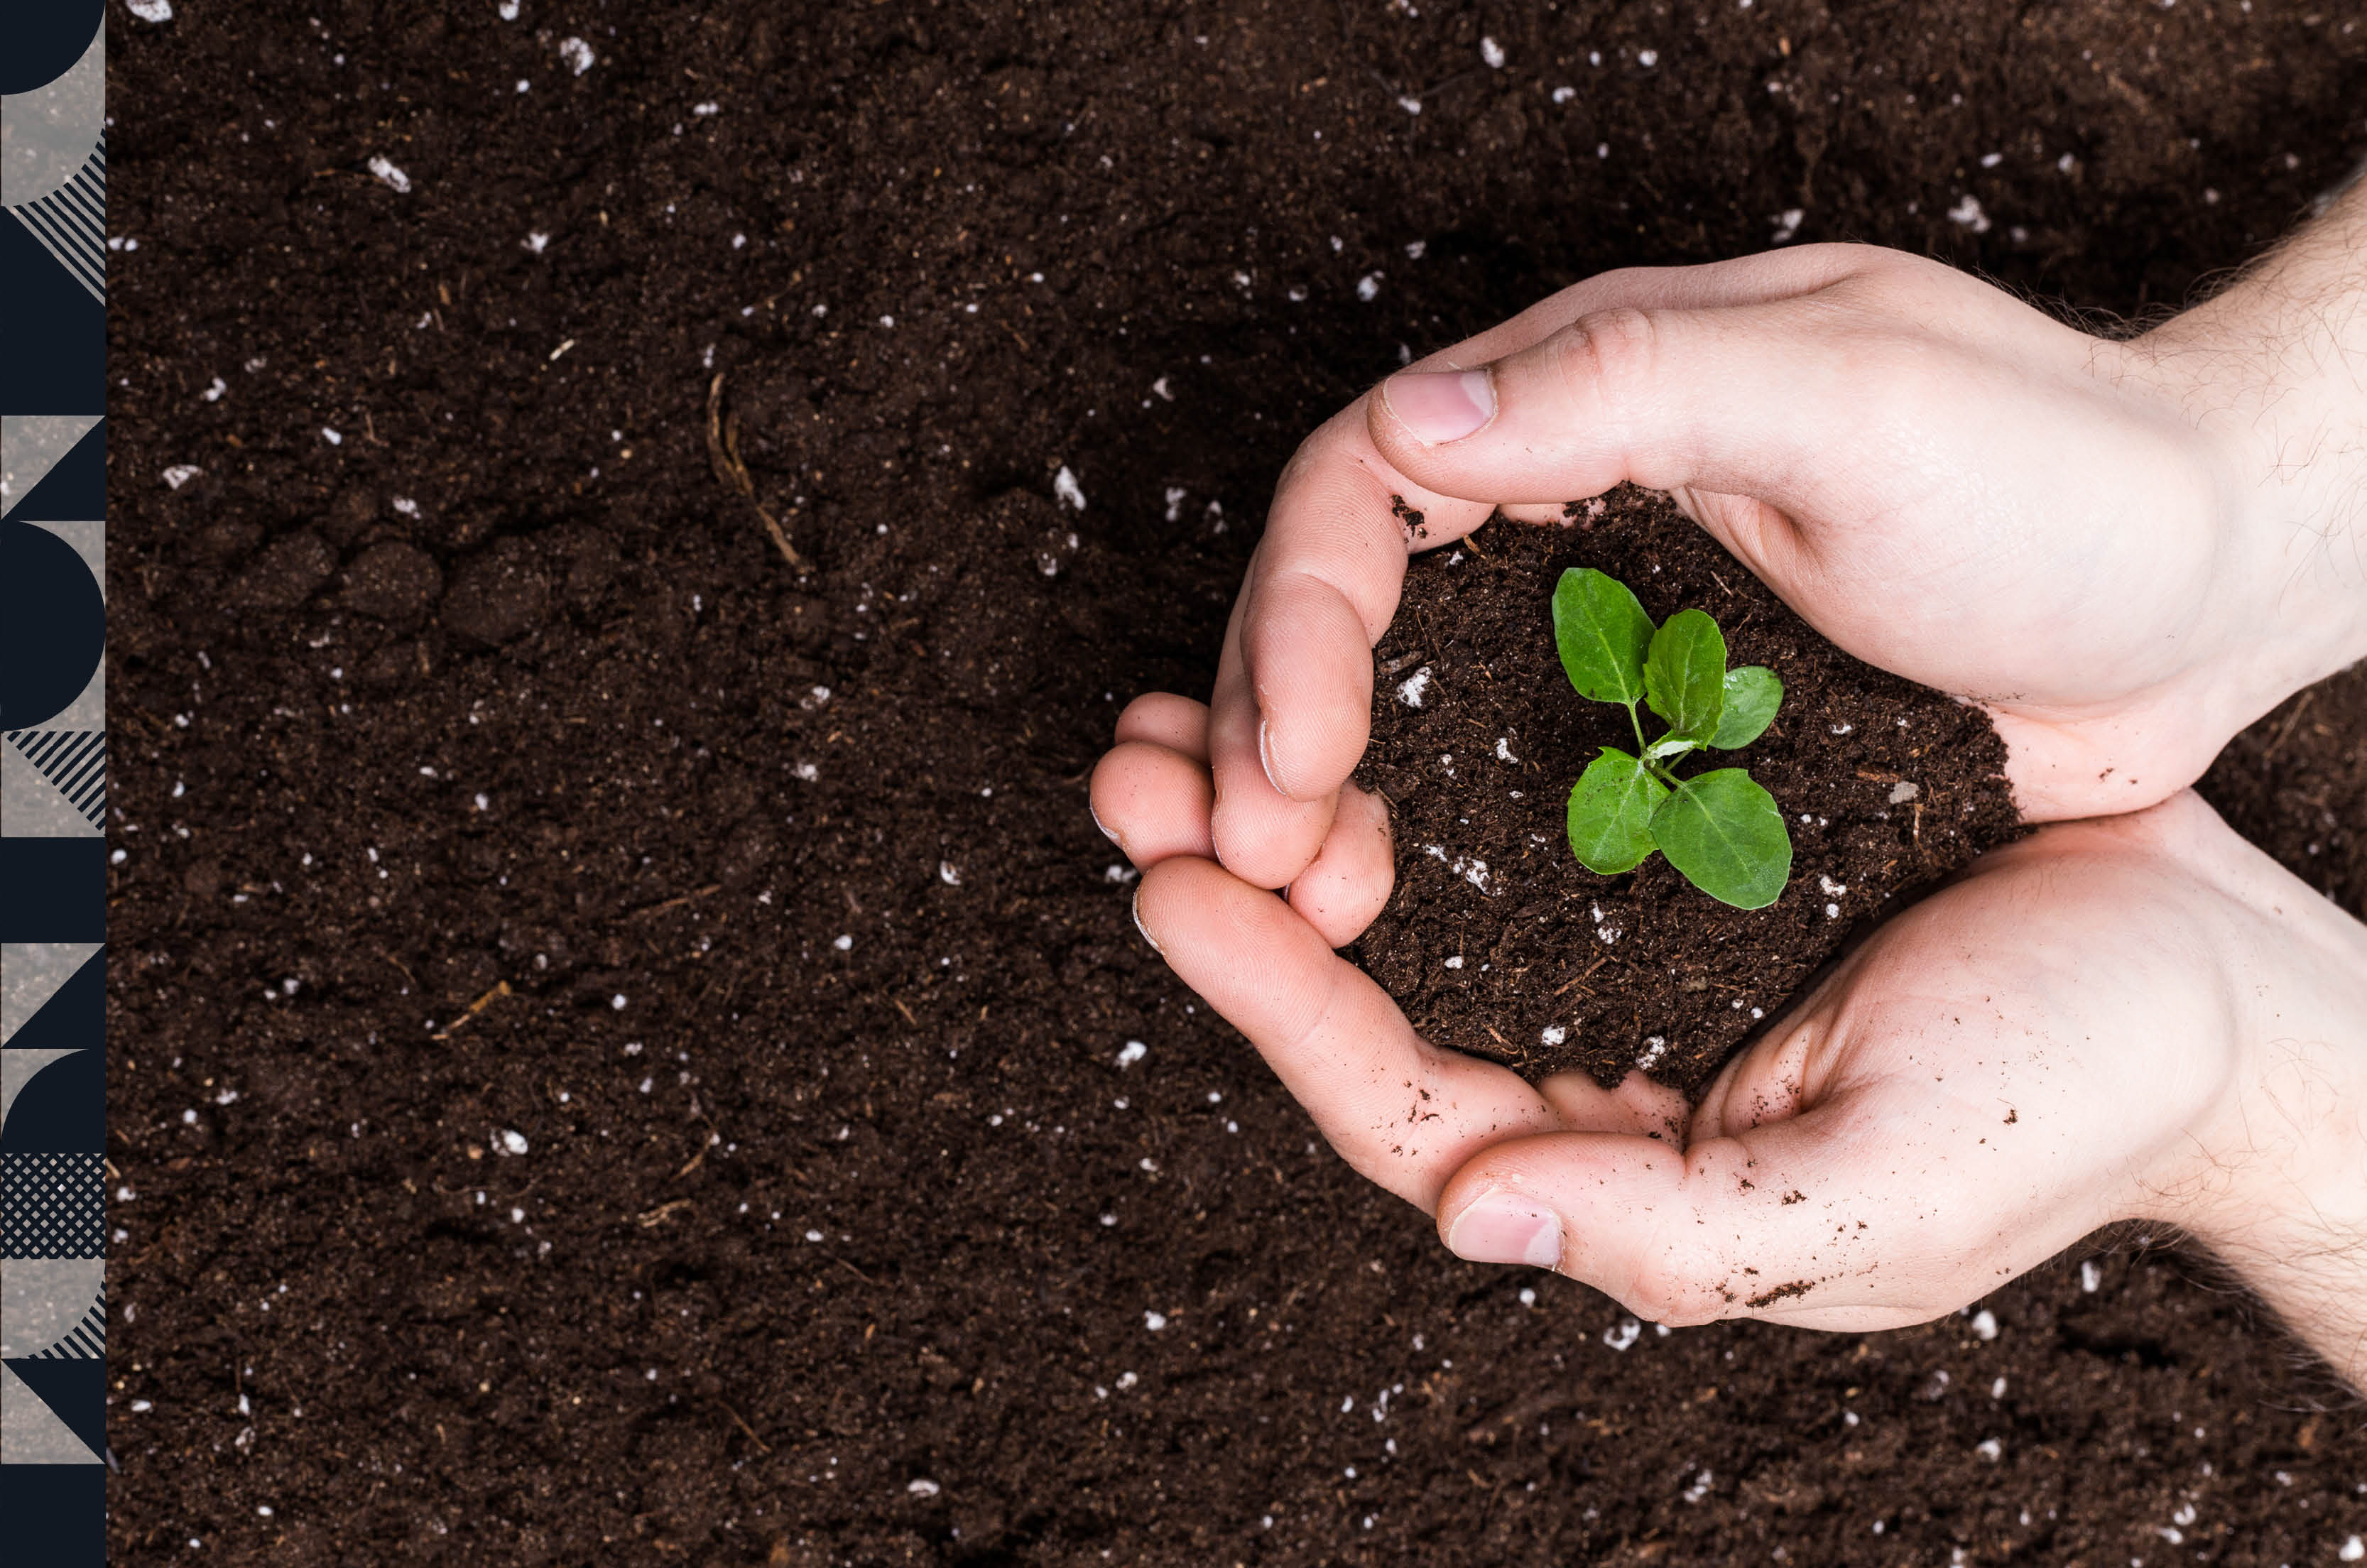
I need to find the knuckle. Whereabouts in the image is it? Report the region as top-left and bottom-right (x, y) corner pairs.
(1616, 1259), (1702, 1328)
(1557, 306), (1666, 412)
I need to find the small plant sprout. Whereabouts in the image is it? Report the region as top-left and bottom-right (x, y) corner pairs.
(1552, 567), (1792, 908)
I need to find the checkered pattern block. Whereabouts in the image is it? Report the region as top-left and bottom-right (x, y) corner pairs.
(0, 1155), (101, 1259)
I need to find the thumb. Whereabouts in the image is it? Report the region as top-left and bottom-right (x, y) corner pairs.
(1366, 297), (1878, 513)
(1432, 1082), (2101, 1332)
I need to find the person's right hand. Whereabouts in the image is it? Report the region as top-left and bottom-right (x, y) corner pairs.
(1098, 707), (2367, 1387)
(1214, 207), (2367, 891)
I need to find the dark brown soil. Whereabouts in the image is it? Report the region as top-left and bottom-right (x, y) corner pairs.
(1354, 488), (2020, 1091)
(104, 2), (2366, 1565)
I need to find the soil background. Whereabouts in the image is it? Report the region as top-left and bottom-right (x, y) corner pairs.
(102, 2), (2367, 1564)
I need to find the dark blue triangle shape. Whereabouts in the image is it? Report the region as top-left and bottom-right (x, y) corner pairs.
(4, 946), (102, 1056)
(4, 1355), (106, 1461)
(3, 420), (103, 523)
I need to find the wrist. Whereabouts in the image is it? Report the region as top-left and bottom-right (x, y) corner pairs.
(2144, 835), (2367, 1388)
(2134, 183), (2367, 709)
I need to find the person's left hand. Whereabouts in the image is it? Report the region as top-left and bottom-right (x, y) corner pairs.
(1091, 696), (2367, 1339)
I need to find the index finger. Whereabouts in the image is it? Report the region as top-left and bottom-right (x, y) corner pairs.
(1216, 249), (1871, 885)
(1133, 853), (1556, 1211)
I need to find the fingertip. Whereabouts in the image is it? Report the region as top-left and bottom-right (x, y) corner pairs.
(1239, 577), (1374, 805)
(1130, 883), (1165, 956)
(1209, 783), (1335, 891)
(1116, 692), (1212, 762)
(1440, 1182), (1566, 1270)
(1285, 782), (1395, 947)
(1089, 740), (1217, 868)
(1376, 368), (1498, 447)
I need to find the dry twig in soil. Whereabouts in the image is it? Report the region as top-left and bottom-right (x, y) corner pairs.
(707, 371), (807, 569)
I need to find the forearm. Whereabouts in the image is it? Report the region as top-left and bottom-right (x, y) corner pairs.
(2207, 1091), (2367, 1392)
(2170, 873), (2367, 1393)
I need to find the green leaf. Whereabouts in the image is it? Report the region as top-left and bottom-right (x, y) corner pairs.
(1709, 666), (1783, 749)
(1643, 609), (1728, 742)
(1649, 768), (1792, 909)
(1552, 568), (1655, 705)
(1566, 748), (1670, 876)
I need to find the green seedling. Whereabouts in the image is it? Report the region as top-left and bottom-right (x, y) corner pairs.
(1553, 567), (1792, 908)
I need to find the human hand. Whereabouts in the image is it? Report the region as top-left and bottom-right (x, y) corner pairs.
(1095, 709), (2367, 1385)
(1216, 194), (2367, 890)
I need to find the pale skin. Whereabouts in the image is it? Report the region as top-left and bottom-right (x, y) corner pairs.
(1092, 176), (2367, 1385)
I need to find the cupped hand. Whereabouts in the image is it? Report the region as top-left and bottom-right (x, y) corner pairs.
(1218, 241), (2367, 891)
(1094, 705), (2367, 1366)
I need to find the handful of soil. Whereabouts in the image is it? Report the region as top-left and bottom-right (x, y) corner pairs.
(1351, 486), (2023, 1094)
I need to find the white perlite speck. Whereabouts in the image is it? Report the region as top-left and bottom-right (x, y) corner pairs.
(2079, 1259), (2101, 1293)
(906, 1479), (941, 1498)
(560, 37), (595, 75)
(1053, 465), (1087, 511)
(832, 935), (854, 952)
(2339, 1536), (2363, 1563)
(1771, 208), (1805, 244)
(1602, 1317), (1642, 1352)
(1495, 736), (1518, 763)
(1396, 666), (1433, 707)
(1636, 1037), (1668, 1070)
(1540, 1024), (1567, 1046)
(523, 232), (550, 254)
(1479, 36), (1507, 67)
(163, 465), (202, 489)
(1144, 1311), (1168, 1332)
(1552, 85), (1577, 104)
(1947, 194), (1992, 233)
(366, 156), (412, 193)
(1970, 1309), (1998, 1341)
(1889, 780), (1920, 802)
(129, 0), (173, 19)
(1422, 844), (1491, 892)
(1356, 273), (1383, 302)
(321, 428), (343, 446)
(1974, 1437), (2003, 1462)
(497, 1130), (528, 1156)
(1116, 1041), (1147, 1068)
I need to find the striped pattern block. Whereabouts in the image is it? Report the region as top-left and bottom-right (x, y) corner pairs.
(4, 731), (104, 826)
(18, 1282), (102, 1361)
(5, 131), (104, 304)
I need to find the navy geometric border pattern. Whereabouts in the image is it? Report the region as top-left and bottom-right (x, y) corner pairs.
(3, 0), (109, 1562)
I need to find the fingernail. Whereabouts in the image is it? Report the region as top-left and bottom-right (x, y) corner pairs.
(1089, 800), (1120, 846)
(1258, 717), (1288, 796)
(1131, 887), (1165, 956)
(1382, 369), (1495, 445)
(1445, 1189), (1563, 1270)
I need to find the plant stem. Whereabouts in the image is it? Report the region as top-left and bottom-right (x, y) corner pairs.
(1629, 702), (1682, 790)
